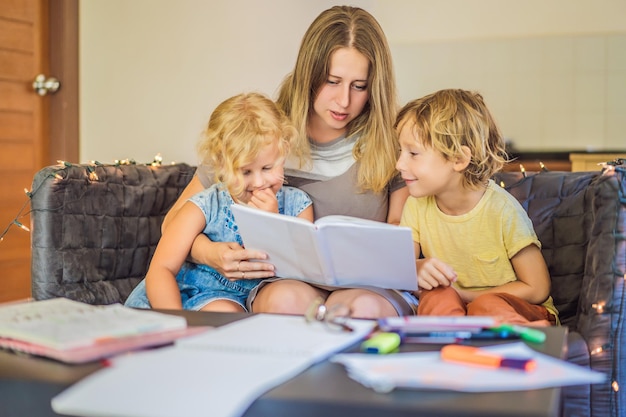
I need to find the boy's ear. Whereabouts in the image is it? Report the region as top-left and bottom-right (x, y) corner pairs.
(453, 146), (472, 172)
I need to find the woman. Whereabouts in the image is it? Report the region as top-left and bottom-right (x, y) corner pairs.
(163, 6), (414, 318)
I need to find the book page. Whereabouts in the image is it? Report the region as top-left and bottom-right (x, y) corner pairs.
(318, 223), (418, 290)
(231, 203), (331, 284)
(315, 214), (396, 228)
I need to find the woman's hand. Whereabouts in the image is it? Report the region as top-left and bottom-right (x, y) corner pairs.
(202, 240), (276, 280)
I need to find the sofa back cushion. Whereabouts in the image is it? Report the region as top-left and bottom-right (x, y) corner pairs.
(493, 169), (624, 331)
(30, 163), (196, 304)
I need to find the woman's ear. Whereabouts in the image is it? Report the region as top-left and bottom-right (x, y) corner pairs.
(453, 146), (472, 172)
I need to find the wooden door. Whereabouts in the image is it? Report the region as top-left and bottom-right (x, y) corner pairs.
(0, 0), (78, 303)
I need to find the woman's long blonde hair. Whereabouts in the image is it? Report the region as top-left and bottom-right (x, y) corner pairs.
(197, 92), (296, 197)
(276, 6), (398, 193)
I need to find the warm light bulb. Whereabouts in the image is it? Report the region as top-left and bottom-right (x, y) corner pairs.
(613, 381), (620, 392)
(590, 346), (604, 355)
(86, 166), (99, 181)
(592, 302), (606, 314)
(57, 160), (71, 167)
(13, 220), (30, 232)
(151, 153), (163, 166)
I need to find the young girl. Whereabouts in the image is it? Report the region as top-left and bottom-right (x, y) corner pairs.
(395, 89), (558, 325)
(124, 93), (313, 312)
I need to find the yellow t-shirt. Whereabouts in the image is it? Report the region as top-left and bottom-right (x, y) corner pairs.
(400, 180), (558, 321)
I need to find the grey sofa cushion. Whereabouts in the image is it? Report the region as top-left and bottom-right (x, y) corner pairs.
(493, 168), (626, 417)
(30, 163), (196, 304)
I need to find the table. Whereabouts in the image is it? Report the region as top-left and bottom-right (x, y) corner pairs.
(0, 310), (567, 417)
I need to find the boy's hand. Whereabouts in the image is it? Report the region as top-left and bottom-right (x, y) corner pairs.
(415, 257), (457, 290)
(249, 188), (279, 213)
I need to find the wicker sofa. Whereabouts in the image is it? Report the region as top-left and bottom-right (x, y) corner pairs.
(30, 162), (626, 417)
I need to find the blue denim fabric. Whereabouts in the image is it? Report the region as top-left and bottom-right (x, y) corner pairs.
(125, 264), (263, 311)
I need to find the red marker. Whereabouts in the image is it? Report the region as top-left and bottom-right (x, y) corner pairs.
(440, 344), (536, 372)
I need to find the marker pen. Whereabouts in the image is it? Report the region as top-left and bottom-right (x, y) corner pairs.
(361, 332), (401, 354)
(401, 329), (520, 341)
(491, 324), (546, 344)
(440, 344), (536, 371)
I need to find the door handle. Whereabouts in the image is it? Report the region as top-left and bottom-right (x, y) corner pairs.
(32, 74), (61, 96)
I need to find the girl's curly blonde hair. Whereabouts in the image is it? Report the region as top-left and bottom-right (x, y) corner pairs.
(197, 92), (297, 197)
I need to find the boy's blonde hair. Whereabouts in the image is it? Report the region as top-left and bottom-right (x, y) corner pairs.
(197, 92), (296, 197)
(395, 89), (509, 188)
(276, 6), (398, 193)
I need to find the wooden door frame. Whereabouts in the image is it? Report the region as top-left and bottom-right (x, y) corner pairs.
(48, 0), (78, 164)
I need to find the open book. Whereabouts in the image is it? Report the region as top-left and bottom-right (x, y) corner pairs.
(0, 298), (196, 363)
(231, 203), (417, 290)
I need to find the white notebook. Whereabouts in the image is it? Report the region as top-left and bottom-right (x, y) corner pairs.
(52, 314), (376, 417)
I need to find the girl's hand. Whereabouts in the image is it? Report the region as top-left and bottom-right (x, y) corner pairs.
(415, 257), (457, 290)
(207, 241), (276, 280)
(248, 188), (279, 213)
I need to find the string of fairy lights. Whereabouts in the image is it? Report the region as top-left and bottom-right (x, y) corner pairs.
(0, 154), (165, 242)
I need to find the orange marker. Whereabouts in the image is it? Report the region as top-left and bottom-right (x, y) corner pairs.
(441, 344), (536, 372)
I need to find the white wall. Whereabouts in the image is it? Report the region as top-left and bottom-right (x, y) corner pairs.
(79, 0), (626, 165)
(79, 0), (373, 164)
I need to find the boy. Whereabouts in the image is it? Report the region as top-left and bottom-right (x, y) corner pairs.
(395, 89), (558, 325)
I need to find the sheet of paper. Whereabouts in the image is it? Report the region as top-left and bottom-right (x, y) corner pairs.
(52, 314), (377, 417)
(332, 342), (606, 393)
(52, 345), (310, 417)
(177, 313), (376, 363)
